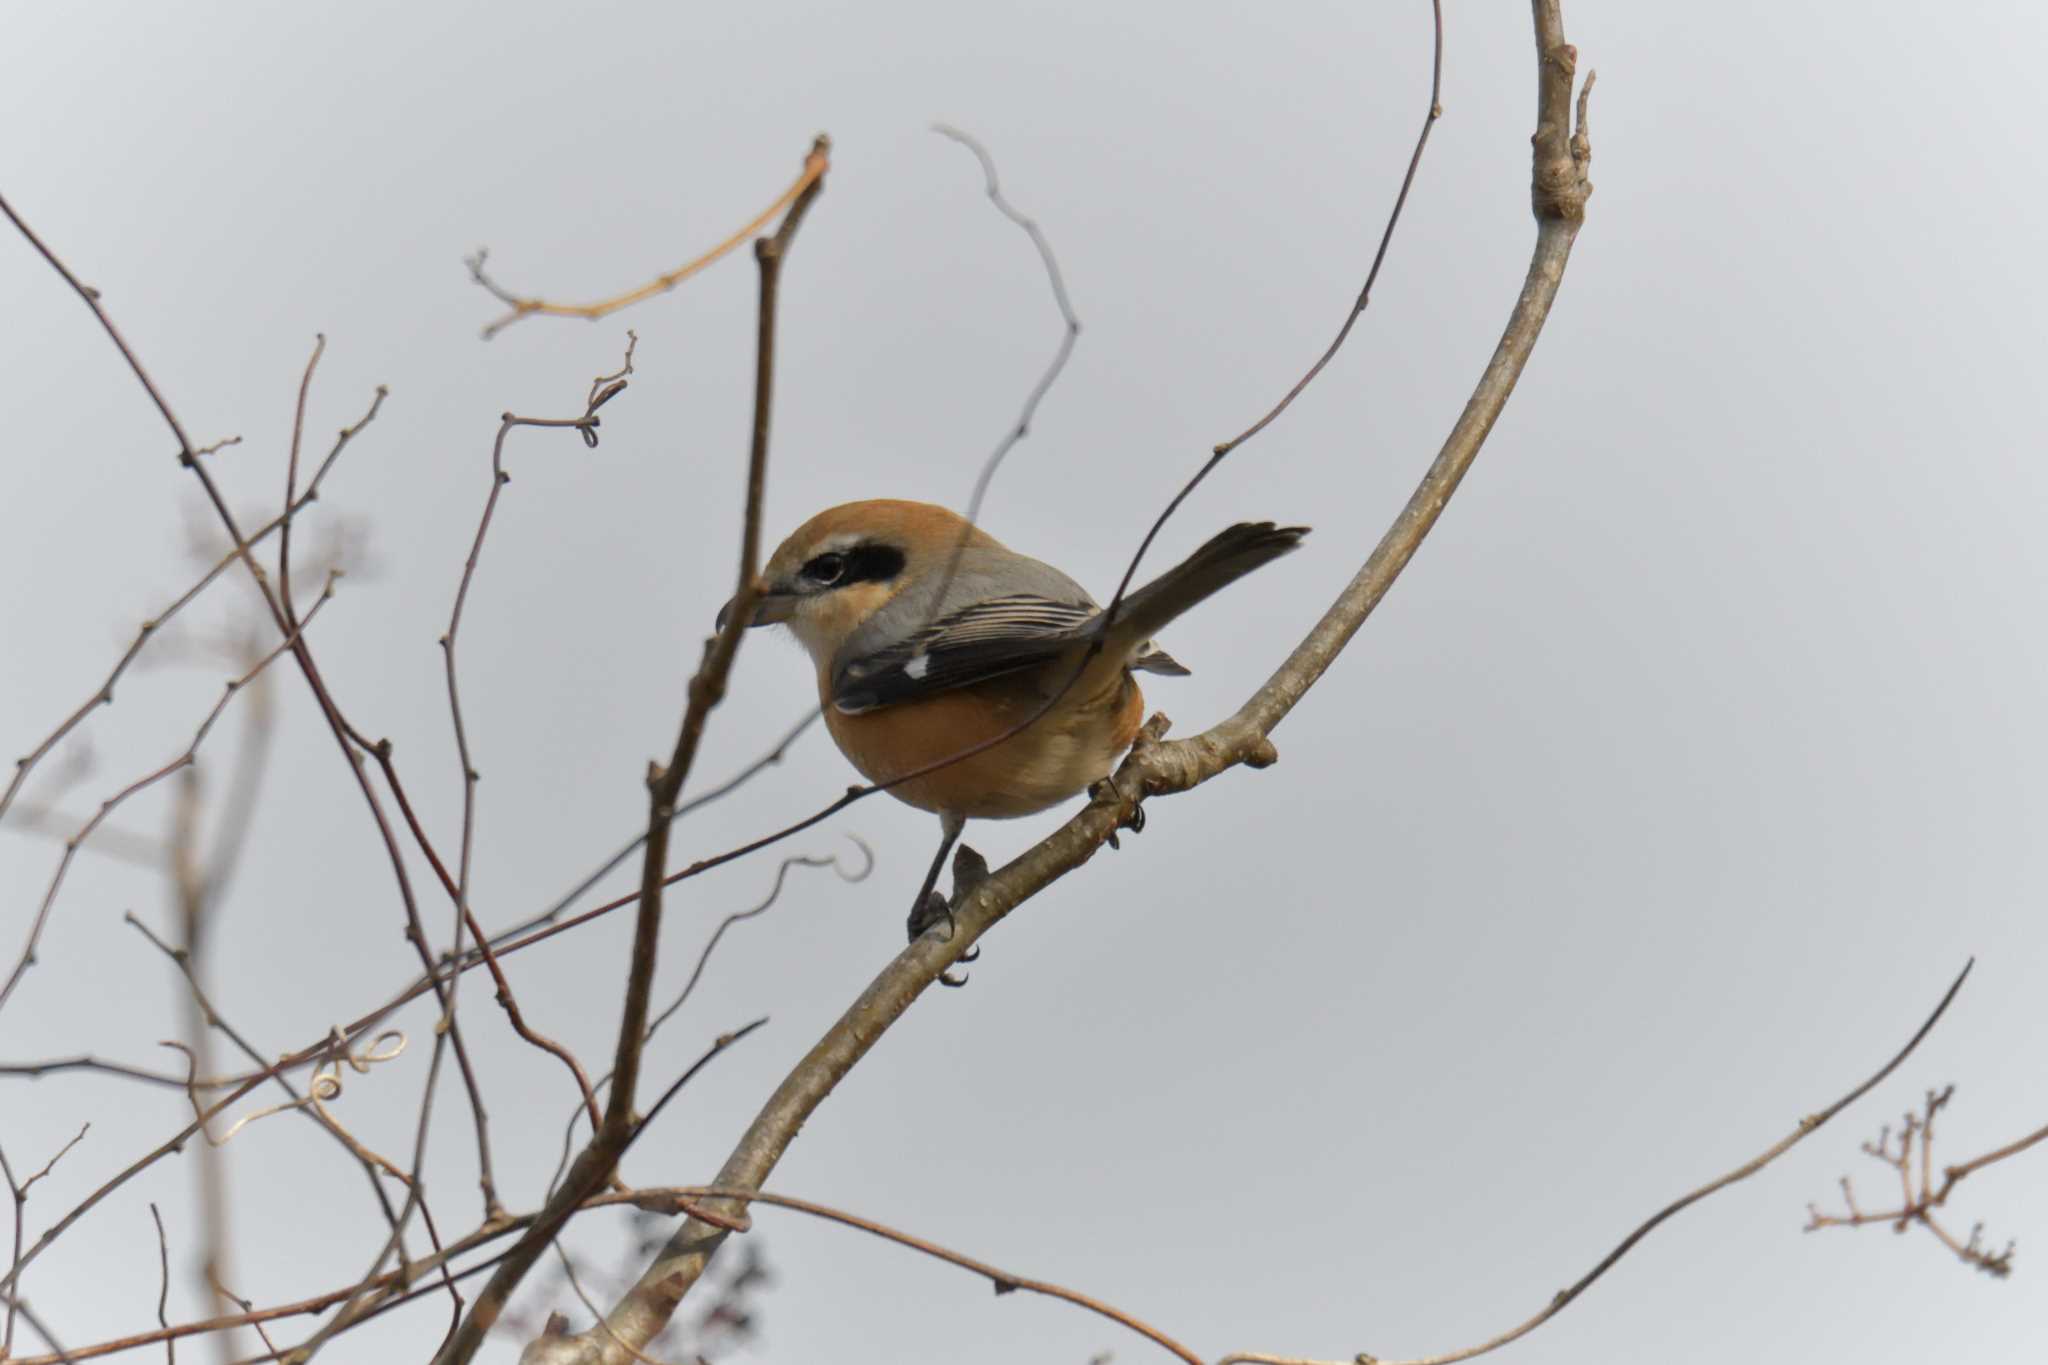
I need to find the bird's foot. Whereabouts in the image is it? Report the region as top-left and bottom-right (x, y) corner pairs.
(906, 843), (990, 987)
(1088, 776), (1147, 849)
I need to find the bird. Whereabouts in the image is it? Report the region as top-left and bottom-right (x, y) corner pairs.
(720, 498), (1307, 943)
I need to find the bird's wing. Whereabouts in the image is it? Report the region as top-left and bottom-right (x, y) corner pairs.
(830, 592), (1101, 714)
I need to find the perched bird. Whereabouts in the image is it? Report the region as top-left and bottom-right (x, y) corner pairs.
(722, 499), (1307, 937)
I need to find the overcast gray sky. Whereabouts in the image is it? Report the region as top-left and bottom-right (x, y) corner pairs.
(3, 2), (2044, 1362)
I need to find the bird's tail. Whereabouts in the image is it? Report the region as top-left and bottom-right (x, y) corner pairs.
(1101, 521), (1309, 654)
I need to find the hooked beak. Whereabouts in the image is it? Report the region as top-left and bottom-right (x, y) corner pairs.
(715, 589), (797, 632)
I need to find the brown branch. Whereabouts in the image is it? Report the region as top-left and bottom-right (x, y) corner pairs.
(0, 702), (819, 1103)
(638, 1186), (1202, 1365)
(544, 846), (874, 1200)
(431, 139), (829, 1365)
(8, 1176), (752, 1365)
(468, 137), (830, 339)
(278, 334), (326, 623)
(1806, 1083), (2042, 1279)
(495, 705), (822, 947)
(2, 1123), (89, 1358)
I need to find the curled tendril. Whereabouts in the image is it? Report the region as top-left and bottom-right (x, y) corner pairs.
(166, 1024), (408, 1147)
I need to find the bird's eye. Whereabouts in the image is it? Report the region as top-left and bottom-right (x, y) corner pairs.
(803, 552), (847, 586)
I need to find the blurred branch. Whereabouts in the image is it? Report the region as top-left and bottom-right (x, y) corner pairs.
(0, 382), (383, 829)
(1806, 1084), (2045, 1279)
(0, 572), (340, 1018)
(168, 767), (236, 1362)
(468, 137), (830, 339)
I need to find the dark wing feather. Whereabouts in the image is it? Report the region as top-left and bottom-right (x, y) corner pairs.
(830, 594), (1098, 714)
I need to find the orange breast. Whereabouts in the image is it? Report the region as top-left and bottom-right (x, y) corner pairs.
(823, 667), (1145, 820)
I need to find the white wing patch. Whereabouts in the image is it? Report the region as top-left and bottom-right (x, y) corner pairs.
(904, 653), (930, 680)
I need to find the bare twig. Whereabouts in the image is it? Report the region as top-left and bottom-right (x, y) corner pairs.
(149, 1205), (173, 1365)
(1212, 0), (1446, 458)
(1219, 961), (1974, 1365)
(924, 123), (1082, 614)
(438, 332), (638, 1137)
(553, 1247), (678, 1365)
(468, 138), (830, 339)
(2, 1123), (89, 1358)
(546, 845), (874, 1200)
(1806, 1083), (2043, 1279)
(496, 706), (822, 947)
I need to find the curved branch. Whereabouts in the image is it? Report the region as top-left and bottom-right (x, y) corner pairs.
(468, 138), (830, 339)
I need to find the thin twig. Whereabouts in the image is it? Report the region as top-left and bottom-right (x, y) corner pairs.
(149, 1204), (174, 1365)
(923, 123), (1082, 616)
(1, 1123), (89, 1358)
(547, 845), (873, 1200)
(1806, 1083), (2040, 1279)
(1218, 961), (1975, 1365)
(468, 138), (830, 339)
(439, 333), (638, 1137)
(1212, 0), (1445, 458)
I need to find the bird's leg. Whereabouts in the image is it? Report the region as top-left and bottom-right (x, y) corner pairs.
(905, 813), (966, 943)
(1091, 712), (1169, 849)
(937, 843), (990, 987)
(1088, 775), (1147, 848)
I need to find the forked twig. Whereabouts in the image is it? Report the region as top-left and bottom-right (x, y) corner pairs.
(1806, 1083), (2043, 1279)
